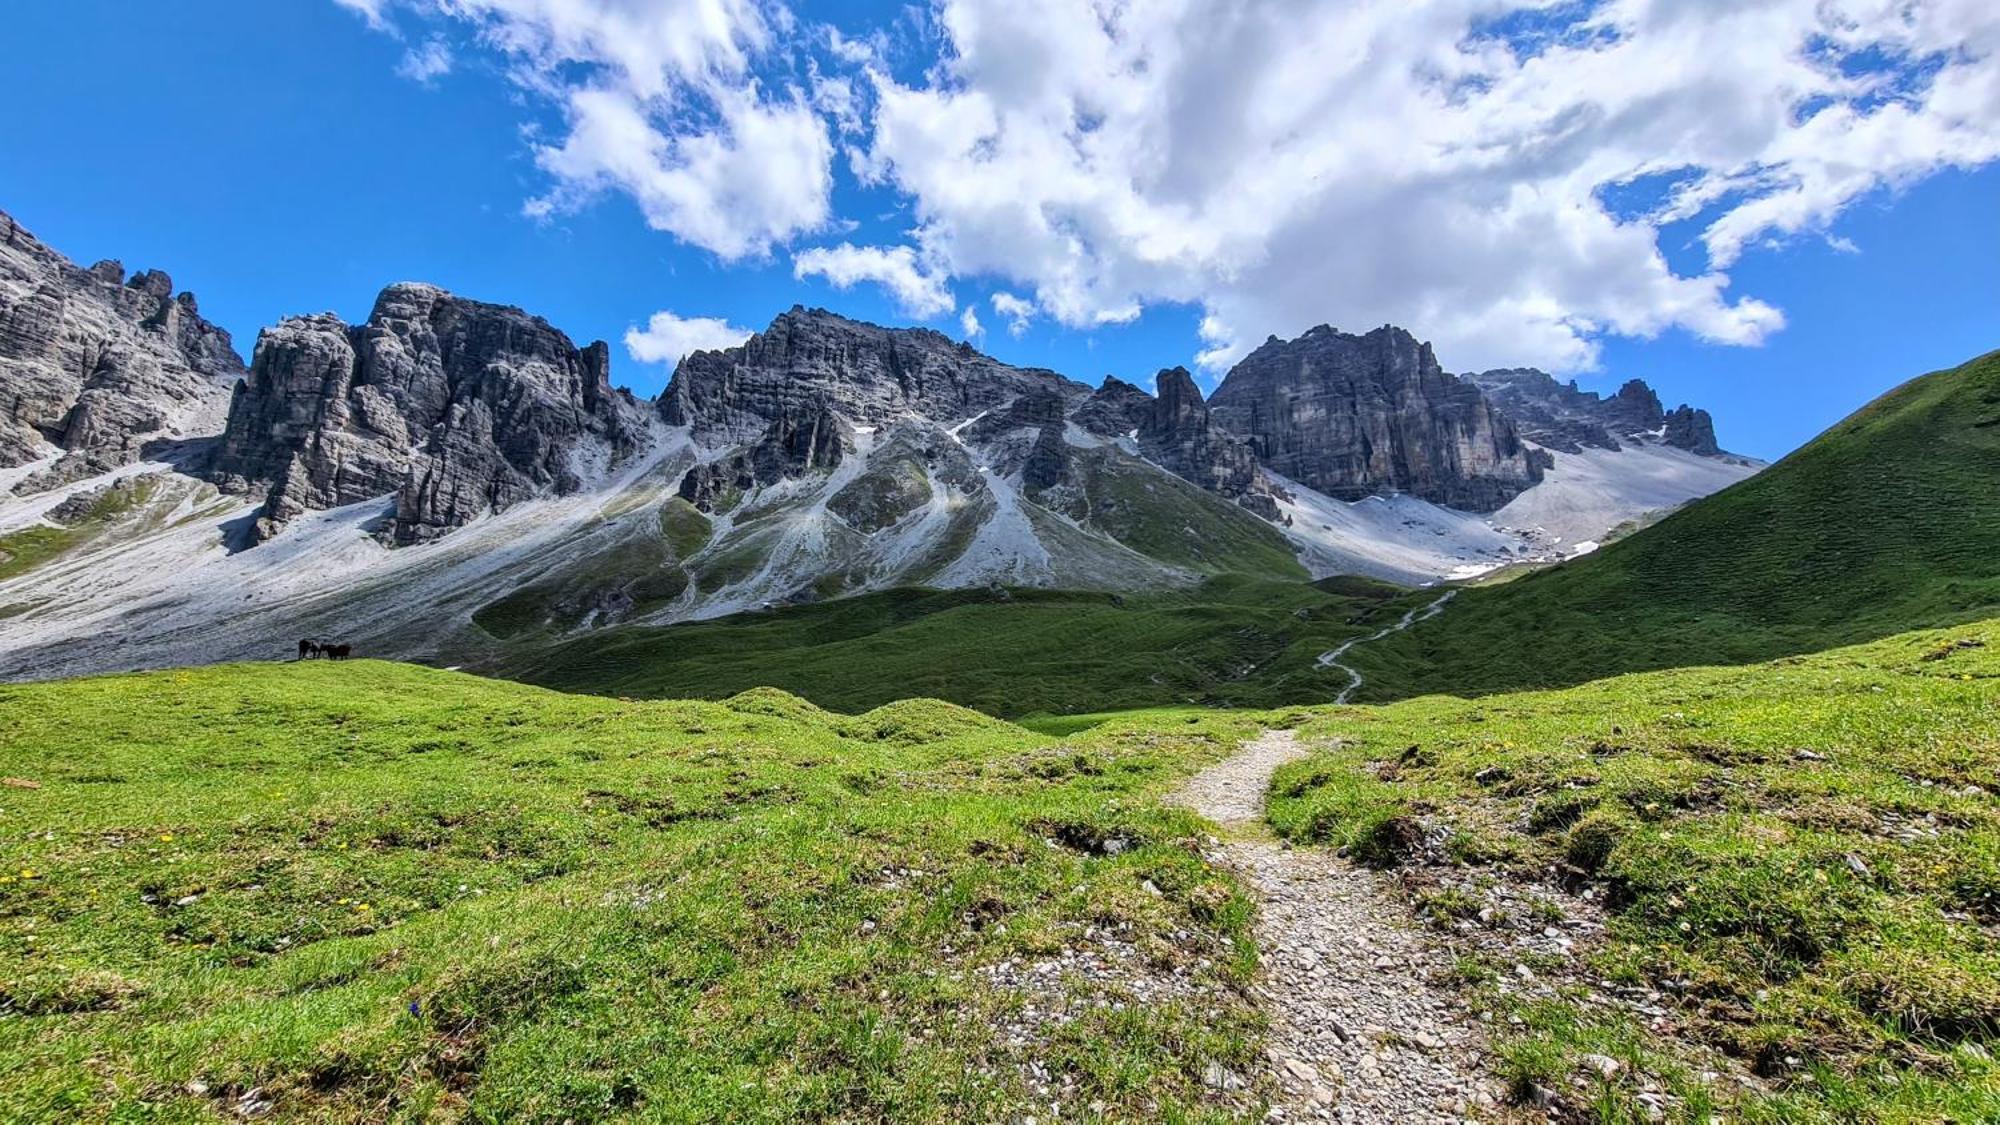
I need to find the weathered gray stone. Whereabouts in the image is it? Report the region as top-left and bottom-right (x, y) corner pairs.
(0, 210), (244, 491)
(661, 306), (1087, 440)
(1209, 325), (1543, 511)
(1465, 367), (1725, 457)
(212, 282), (650, 543)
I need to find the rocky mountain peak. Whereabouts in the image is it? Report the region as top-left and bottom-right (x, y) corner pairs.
(211, 281), (650, 543)
(662, 306), (1082, 442)
(1208, 324), (1543, 511)
(1463, 367), (1725, 456)
(0, 210), (245, 492)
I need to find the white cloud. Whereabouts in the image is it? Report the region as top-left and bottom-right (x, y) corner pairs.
(624, 310), (753, 365)
(959, 306), (983, 339)
(338, 0), (2000, 372)
(396, 37), (453, 83)
(990, 291), (1034, 336)
(793, 242), (955, 317)
(342, 0), (834, 260)
(855, 0), (2000, 372)
(333, 0), (391, 31)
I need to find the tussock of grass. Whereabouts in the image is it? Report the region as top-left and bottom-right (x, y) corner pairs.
(0, 662), (1272, 1120)
(1268, 620), (2000, 1120)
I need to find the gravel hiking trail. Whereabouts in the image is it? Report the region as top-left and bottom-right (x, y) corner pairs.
(1316, 590), (1458, 704)
(1169, 729), (1499, 1123)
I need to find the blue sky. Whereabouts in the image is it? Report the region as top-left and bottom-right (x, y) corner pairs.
(3, 0), (1995, 461)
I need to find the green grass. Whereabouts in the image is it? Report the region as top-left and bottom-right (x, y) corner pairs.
(0, 661), (1275, 1121)
(1356, 348), (2000, 700)
(497, 575), (1412, 718)
(1061, 449), (1308, 581)
(1267, 618), (2000, 1122)
(0, 477), (162, 582)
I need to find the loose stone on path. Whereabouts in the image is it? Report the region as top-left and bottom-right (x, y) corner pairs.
(1167, 730), (1502, 1123)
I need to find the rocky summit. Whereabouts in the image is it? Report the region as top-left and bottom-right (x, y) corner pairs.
(0, 210), (244, 493)
(1207, 325), (1546, 511)
(1466, 367), (1721, 456)
(0, 208), (1758, 680)
(211, 282), (652, 544)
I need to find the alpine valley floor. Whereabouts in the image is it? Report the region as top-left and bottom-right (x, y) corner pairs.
(2, 616), (1995, 1123)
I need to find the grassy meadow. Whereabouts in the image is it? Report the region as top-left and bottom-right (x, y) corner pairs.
(0, 662), (1273, 1122)
(1271, 618), (2000, 1122)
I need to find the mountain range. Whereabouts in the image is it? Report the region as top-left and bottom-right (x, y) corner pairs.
(0, 208), (1755, 681)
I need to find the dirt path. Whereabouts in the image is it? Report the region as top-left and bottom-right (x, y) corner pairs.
(1316, 590), (1457, 704)
(1170, 730), (1498, 1123)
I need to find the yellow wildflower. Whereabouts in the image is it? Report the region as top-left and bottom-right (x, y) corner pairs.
(159, 833), (174, 842)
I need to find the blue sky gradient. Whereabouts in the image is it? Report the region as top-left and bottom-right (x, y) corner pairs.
(3, 0), (1994, 460)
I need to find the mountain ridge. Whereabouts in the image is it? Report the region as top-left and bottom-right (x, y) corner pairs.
(0, 207), (1758, 681)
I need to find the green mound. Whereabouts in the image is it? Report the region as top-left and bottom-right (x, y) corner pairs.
(1271, 618), (2000, 1120)
(846, 698), (1017, 744)
(719, 685), (840, 726)
(1360, 348), (2000, 699)
(0, 660), (1268, 1120)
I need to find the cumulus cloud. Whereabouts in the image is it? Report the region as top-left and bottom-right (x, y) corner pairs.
(341, 0), (834, 260)
(337, 0), (2000, 372)
(959, 306), (983, 339)
(990, 291), (1034, 336)
(624, 309), (754, 365)
(793, 242), (955, 317)
(857, 0), (2000, 372)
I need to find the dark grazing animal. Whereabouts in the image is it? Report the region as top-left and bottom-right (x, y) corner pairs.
(297, 639), (319, 660)
(325, 643), (352, 660)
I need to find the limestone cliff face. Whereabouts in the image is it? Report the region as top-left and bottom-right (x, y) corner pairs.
(212, 283), (650, 543)
(0, 210), (244, 491)
(1207, 326), (1544, 511)
(662, 306), (1085, 441)
(1466, 368), (1723, 456)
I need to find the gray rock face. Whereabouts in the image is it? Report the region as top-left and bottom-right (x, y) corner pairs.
(1208, 326), (1543, 511)
(1662, 404), (1719, 456)
(1072, 377), (1152, 439)
(678, 402), (848, 512)
(1137, 367), (1278, 517)
(213, 283), (650, 543)
(662, 306), (1086, 440)
(0, 210), (244, 491)
(1465, 368), (1723, 456)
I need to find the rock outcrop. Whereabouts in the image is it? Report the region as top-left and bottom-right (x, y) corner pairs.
(678, 402), (848, 512)
(662, 306), (1086, 440)
(1208, 326), (1544, 511)
(1465, 368), (1724, 456)
(1136, 368), (1279, 518)
(0, 210), (244, 491)
(212, 283), (650, 543)
(1662, 404), (1720, 456)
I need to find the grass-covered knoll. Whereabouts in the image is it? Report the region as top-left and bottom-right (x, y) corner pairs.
(500, 576), (1415, 717)
(1268, 619), (2000, 1121)
(1356, 348), (2000, 701)
(0, 661), (1274, 1121)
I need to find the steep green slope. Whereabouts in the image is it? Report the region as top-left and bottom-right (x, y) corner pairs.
(498, 576), (1414, 717)
(1356, 348), (2000, 700)
(0, 661), (1270, 1120)
(1272, 617), (2000, 1121)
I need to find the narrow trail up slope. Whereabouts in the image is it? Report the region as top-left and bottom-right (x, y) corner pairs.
(1169, 730), (1498, 1123)
(1317, 591), (1458, 704)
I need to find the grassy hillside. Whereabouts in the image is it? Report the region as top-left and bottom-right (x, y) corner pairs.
(1355, 348), (2000, 700)
(498, 576), (1417, 718)
(0, 661), (1273, 1121)
(1269, 618), (2000, 1121)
